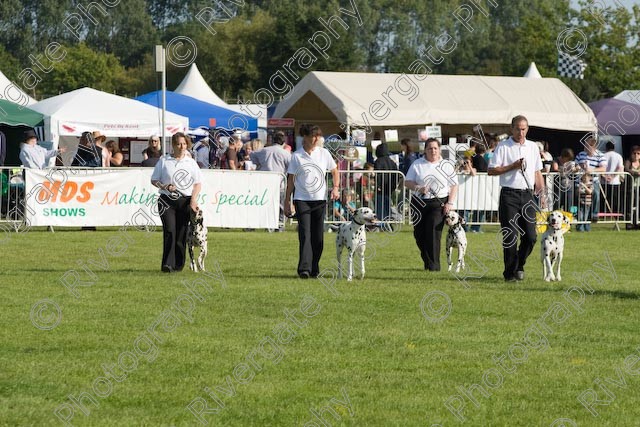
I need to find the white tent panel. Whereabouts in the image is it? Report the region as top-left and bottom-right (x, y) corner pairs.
(31, 87), (189, 165)
(273, 71), (597, 132)
(614, 90), (640, 105)
(523, 62), (542, 78)
(0, 70), (37, 106)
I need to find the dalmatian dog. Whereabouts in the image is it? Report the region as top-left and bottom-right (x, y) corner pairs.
(541, 210), (570, 282)
(187, 208), (208, 272)
(445, 210), (467, 273)
(335, 207), (377, 281)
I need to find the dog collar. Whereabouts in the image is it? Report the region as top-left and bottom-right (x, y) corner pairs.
(353, 218), (365, 226)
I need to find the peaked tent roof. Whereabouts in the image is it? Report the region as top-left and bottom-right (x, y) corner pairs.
(273, 71), (597, 132)
(524, 62), (542, 78)
(0, 70), (37, 106)
(30, 87), (189, 138)
(135, 90), (258, 131)
(0, 99), (44, 127)
(175, 64), (227, 105)
(614, 90), (640, 105)
(588, 97), (640, 135)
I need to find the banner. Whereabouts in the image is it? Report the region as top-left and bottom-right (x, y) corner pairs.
(24, 169), (282, 228)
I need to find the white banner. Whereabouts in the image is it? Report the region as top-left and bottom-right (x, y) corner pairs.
(24, 169), (282, 228)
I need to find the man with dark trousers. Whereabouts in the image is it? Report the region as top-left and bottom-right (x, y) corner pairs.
(284, 124), (339, 279)
(488, 115), (545, 282)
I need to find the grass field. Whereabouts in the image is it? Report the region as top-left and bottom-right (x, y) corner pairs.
(1, 224), (640, 426)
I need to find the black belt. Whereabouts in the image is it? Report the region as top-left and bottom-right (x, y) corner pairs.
(502, 187), (530, 193)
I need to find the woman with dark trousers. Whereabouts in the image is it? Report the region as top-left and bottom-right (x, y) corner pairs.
(151, 132), (202, 273)
(405, 138), (458, 271)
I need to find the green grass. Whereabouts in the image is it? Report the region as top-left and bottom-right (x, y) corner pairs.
(1, 225), (640, 426)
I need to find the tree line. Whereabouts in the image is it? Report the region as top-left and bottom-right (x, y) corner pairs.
(0, 0), (637, 103)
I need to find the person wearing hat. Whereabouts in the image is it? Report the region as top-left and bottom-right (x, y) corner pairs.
(19, 130), (63, 169)
(92, 131), (109, 167)
(72, 131), (104, 168)
(192, 136), (211, 169)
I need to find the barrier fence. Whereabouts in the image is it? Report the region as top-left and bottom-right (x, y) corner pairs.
(1, 167), (639, 230)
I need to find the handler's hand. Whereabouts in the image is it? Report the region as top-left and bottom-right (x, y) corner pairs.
(190, 201), (199, 212)
(512, 158), (524, 171)
(284, 202), (293, 218)
(330, 187), (340, 201)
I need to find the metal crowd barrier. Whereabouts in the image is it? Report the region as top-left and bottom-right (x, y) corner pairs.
(2, 167), (638, 231)
(324, 170), (407, 224)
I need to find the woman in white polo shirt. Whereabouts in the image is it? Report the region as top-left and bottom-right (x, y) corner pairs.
(284, 124), (340, 279)
(151, 132), (202, 273)
(405, 138), (458, 271)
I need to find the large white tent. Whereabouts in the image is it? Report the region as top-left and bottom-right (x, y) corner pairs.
(273, 71), (597, 133)
(0, 70), (37, 106)
(614, 90), (640, 105)
(175, 64), (267, 132)
(30, 87), (189, 165)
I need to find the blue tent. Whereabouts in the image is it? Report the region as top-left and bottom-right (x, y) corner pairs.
(134, 91), (258, 132)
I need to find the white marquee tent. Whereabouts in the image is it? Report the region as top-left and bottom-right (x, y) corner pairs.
(175, 64), (267, 132)
(273, 71), (597, 133)
(30, 87), (189, 165)
(0, 70), (37, 106)
(523, 62), (542, 79)
(614, 90), (640, 105)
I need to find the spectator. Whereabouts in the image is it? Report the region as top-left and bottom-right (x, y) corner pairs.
(105, 140), (123, 167)
(537, 141), (554, 173)
(243, 139), (264, 171)
(0, 130), (5, 166)
(72, 131), (104, 168)
(284, 124), (339, 279)
(192, 137), (211, 169)
(143, 135), (161, 160)
(400, 138), (418, 176)
(374, 142), (399, 223)
(333, 189), (356, 222)
(484, 136), (498, 163)
(602, 141), (624, 215)
(577, 172), (594, 232)
(404, 138), (458, 271)
(470, 144), (488, 232)
(93, 131), (109, 167)
(624, 146), (640, 229)
(141, 147), (161, 167)
(356, 162), (375, 208)
(553, 148), (578, 211)
(457, 155), (476, 230)
(251, 131), (291, 231)
(226, 135), (244, 170)
(19, 130), (63, 169)
(575, 137), (606, 227)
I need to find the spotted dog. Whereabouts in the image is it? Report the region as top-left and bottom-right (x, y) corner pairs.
(445, 211), (467, 273)
(541, 210), (569, 282)
(335, 207), (377, 281)
(187, 208), (208, 272)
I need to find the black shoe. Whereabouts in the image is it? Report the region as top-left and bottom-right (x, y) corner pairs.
(299, 271), (310, 279)
(505, 276), (517, 282)
(310, 272), (319, 278)
(515, 271), (525, 281)
(162, 265), (174, 273)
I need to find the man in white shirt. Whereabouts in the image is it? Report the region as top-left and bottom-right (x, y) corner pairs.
(488, 115), (545, 282)
(285, 124), (339, 279)
(192, 137), (211, 169)
(603, 141), (624, 215)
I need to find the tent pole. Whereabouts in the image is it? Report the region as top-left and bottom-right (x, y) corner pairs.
(161, 46), (167, 155)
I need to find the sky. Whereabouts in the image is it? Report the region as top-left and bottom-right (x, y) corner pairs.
(570, 0), (637, 10)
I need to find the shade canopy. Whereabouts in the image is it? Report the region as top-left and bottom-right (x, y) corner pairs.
(0, 99), (44, 127)
(614, 90), (640, 105)
(273, 71), (597, 132)
(588, 97), (640, 135)
(135, 90), (258, 131)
